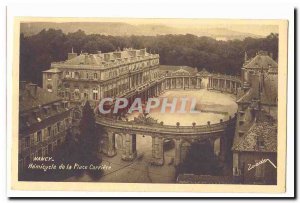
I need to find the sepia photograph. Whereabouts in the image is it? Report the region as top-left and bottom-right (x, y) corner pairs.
(9, 17), (288, 193)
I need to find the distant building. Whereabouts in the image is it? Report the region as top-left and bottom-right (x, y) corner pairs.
(18, 81), (72, 171)
(215, 37), (228, 41)
(232, 51), (278, 184)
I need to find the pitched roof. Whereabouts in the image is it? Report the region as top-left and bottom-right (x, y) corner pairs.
(42, 68), (62, 73)
(244, 52), (278, 70)
(159, 65), (197, 74)
(19, 83), (61, 112)
(55, 49), (154, 68)
(197, 68), (210, 76)
(171, 67), (191, 76)
(232, 121), (277, 153)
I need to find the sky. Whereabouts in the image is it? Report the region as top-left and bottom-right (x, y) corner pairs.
(22, 18), (280, 37)
(77, 18), (279, 36)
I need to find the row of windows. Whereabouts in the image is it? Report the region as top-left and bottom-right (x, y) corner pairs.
(103, 58), (159, 79)
(65, 71), (99, 80)
(19, 136), (65, 171)
(20, 117), (71, 151)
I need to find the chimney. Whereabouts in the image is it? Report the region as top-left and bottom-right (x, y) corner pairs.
(113, 52), (122, 59)
(128, 50), (137, 58)
(104, 53), (111, 62)
(29, 84), (38, 97)
(140, 48), (146, 56)
(84, 53), (89, 64)
(269, 52), (273, 59)
(67, 48), (77, 60)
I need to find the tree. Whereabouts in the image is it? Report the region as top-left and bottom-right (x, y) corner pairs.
(20, 29), (279, 86)
(78, 101), (101, 165)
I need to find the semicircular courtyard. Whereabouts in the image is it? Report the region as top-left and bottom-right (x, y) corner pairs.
(85, 88), (238, 183)
(128, 89), (238, 126)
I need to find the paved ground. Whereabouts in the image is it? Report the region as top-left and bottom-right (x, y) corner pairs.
(129, 89), (237, 126)
(67, 135), (176, 183)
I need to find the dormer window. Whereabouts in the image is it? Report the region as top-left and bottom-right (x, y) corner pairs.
(94, 73), (98, 79)
(33, 110), (42, 122)
(62, 101), (69, 109)
(47, 74), (52, 80)
(43, 106), (50, 114)
(256, 136), (265, 150)
(53, 102), (60, 111)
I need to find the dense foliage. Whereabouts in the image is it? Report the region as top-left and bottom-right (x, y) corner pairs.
(20, 29), (278, 86)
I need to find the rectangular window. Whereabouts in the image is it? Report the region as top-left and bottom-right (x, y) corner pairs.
(37, 131), (42, 143)
(38, 149), (42, 156)
(53, 124), (57, 135)
(48, 126), (52, 137)
(48, 144), (53, 154)
(93, 92), (98, 100)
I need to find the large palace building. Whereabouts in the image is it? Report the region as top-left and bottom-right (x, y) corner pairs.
(42, 48), (241, 110)
(42, 48), (160, 107)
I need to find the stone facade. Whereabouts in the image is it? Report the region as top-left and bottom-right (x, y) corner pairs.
(42, 48), (160, 107)
(18, 81), (73, 171)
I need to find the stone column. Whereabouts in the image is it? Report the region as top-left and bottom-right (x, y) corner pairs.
(174, 139), (182, 166)
(121, 133), (137, 161)
(107, 131), (116, 157)
(172, 78), (174, 89)
(235, 82), (237, 93)
(129, 75), (132, 89)
(151, 136), (164, 165)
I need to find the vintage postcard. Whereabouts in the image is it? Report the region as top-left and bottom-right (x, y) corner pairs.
(10, 17), (288, 193)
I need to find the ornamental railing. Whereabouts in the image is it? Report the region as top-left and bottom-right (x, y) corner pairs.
(95, 114), (236, 135)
